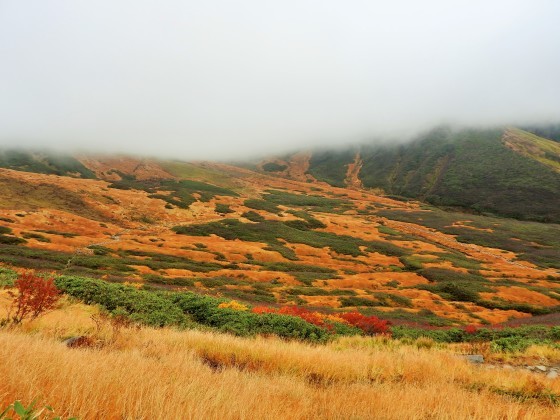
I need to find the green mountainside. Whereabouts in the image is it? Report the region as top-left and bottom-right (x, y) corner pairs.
(304, 126), (560, 223)
(0, 150), (96, 179)
(522, 123), (560, 143)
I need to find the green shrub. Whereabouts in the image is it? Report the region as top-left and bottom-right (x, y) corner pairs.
(55, 275), (188, 327)
(0, 267), (17, 288)
(340, 296), (377, 307)
(262, 162), (287, 172)
(244, 199), (282, 214)
(491, 337), (534, 353)
(54, 275), (330, 342)
(241, 211), (266, 222)
(215, 203), (234, 215)
(173, 218), (408, 259)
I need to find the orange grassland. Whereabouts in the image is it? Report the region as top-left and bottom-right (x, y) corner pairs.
(0, 155), (558, 326)
(1, 296), (560, 420)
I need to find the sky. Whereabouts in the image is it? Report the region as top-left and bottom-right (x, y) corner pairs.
(0, 1), (559, 160)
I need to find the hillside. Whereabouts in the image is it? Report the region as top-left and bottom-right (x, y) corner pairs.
(0, 151), (559, 328)
(274, 126), (560, 223)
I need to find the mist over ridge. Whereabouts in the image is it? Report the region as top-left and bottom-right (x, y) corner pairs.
(1, 1), (559, 160)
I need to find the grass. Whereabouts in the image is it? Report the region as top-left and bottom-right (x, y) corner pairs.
(109, 177), (238, 209)
(1, 298), (560, 419)
(263, 189), (354, 213)
(160, 160), (240, 189)
(378, 207), (560, 269)
(0, 267), (17, 288)
(506, 128), (560, 172)
(173, 218), (409, 259)
(0, 176), (110, 222)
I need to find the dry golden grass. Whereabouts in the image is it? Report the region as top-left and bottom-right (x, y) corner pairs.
(1, 299), (559, 420)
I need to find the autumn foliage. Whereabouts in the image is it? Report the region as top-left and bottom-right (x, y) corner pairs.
(464, 324), (479, 335)
(6, 272), (60, 324)
(252, 305), (390, 335)
(218, 300), (248, 311)
(338, 312), (390, 335)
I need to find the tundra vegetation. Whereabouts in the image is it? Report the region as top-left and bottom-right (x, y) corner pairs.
(0, 142), (559, 418)
(1, 270), (560, 419)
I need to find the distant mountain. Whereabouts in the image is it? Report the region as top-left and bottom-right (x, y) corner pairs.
(521, 123), (560, 143)
(0, 150), (96, 179)
(264, 126), (560, 223)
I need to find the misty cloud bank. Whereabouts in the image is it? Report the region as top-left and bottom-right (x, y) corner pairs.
(0, 1), (559, 160)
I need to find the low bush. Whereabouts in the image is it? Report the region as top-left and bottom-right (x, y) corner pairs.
(4, 272), (60, 324)
(262, 162), (287, 172)
(391, 324), (560, 344)
(0, 267), (17, 288)
(54, 275), (329, 342)
(215, 203), (234, 215)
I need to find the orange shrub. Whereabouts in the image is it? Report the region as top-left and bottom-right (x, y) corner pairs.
(7, 272), (60, 324)
(218, 300), (248, 311)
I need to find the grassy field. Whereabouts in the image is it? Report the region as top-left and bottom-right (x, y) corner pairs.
(1, 291), (559, 419)
(0, 152), (559, 327)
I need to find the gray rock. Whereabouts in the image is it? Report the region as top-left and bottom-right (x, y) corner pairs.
(63, 336), (81, 346)
(503, 364), (514, 370)
(464, 355), (484, 364)
(546, 371), (558, 379)
(535, 365), (547, 372)
(63, 336), (89, 348)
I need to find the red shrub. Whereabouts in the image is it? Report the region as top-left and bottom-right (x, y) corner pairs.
(278, 306), (325, 327)
(8, 272), (60, 324)
(339, 312), (390, 335)
(250, 305), (390, 335)
(252, 306), (276, 314)
(464, 324), (478, 335)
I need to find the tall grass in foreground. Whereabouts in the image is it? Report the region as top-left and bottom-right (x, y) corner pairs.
(1, 324), (560, 419)
(0, 293), (559, 419)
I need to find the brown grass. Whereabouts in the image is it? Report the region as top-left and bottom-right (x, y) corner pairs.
(1, 299), (559, 419)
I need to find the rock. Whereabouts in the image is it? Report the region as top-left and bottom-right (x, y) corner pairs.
(63, 336), (81, 346)
(464, 355), (484, 364)
(546, 371), (558, 379)
(63, 336), (91, 348)
(535, 365), (547, 372)
(502, 364), (514, 370)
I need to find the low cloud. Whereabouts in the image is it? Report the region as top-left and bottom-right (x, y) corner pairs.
(0, 1), (559, 159)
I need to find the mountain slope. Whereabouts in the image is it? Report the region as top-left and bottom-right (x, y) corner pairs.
(298, 126), (560, 223)
(0, 153), (559, 327)
(0, 150), (96, 179)
(503, 128), (560, 173)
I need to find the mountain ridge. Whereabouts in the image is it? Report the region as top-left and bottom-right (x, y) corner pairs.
(261, 125), (560, 223)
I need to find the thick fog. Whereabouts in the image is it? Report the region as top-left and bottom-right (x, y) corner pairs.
(0, 1), (559, 159)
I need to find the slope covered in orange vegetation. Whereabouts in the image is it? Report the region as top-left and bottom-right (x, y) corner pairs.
(0, 154), (559, 327)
